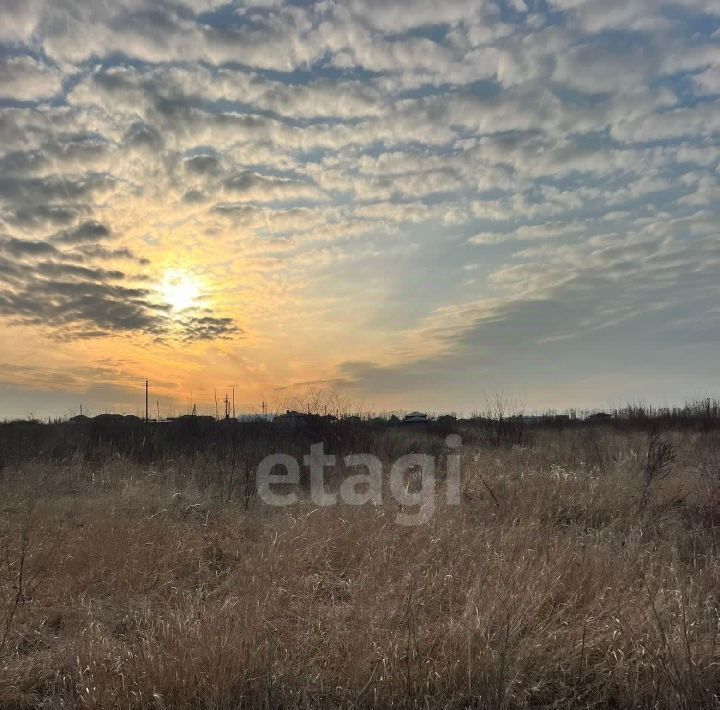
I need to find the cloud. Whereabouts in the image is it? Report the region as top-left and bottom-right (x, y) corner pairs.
(176, 314), (241, 341)
(346, 0), (493, 32)
(0, 235), (59, 257)
(694, 65), (720, 96)
(0, 56), (63, 101)
(53, 220), (111, 244)
(0, 270), (161, 336)
(222, 171), (324, 202)
(1, 0), (720, 410)
(0, 227), (237, 341)
(0, 173), (117, 207)
(2, 204), (84, 231)
(0, 0), (41, 42)
(336, 223), (720, 401)
(469, 220), (588, 245)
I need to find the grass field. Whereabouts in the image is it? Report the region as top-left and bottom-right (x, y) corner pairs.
(1, 422), (720, 708)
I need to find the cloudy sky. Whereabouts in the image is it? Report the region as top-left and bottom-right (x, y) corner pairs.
(1, 0), (719, 418)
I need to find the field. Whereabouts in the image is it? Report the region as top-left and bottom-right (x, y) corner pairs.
(1, 416), (720, 708)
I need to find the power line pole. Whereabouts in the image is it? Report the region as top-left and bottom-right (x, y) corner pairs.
(145, 380), (149, 422)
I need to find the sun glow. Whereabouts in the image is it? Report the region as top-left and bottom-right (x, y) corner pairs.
(160, 270), (201, 312)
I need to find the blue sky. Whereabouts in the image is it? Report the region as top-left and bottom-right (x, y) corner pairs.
(0, 0), (719, 418)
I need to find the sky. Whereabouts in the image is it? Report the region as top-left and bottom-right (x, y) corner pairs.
(1, 0), (719, 419)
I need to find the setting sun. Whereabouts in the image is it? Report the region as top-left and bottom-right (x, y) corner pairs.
(3, 1), (720, 705)
(160, 270), (201, 312)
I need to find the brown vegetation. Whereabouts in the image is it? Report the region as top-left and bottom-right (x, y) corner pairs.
(1, 424), (720, 708)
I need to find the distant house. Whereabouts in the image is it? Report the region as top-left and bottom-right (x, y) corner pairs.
(588, 412), (612, 422)
(275, 410), (307, 427)
(169, 414), (216, 429)
(93, 414), (141, 425)
(69, 414), (91, 425)
(275, 410), (337, 427)
(510, 414), (546, 425)
(402, 411), (429, 424)
(510, 413), (572, 425)
(437, 414), (457, 425)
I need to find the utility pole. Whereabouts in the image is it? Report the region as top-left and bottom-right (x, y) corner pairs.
(145, 380), (149, 422)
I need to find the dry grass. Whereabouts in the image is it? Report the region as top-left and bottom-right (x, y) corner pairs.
(1, 427), (720, 708)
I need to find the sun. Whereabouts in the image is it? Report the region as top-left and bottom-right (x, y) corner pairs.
(160, 270), (201, 312)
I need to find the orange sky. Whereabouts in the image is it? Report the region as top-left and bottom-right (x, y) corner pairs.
(2, 0), (720, 419)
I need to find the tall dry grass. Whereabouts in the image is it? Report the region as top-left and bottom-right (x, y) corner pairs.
(1, 427), (720, 708)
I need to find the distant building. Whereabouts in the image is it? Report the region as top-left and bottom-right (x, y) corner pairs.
(402, 411), (429, 424)
(509, 414), (572, 425)
(170, 414), (215, 426)
(275, 410), (337, 427)
(275, 410), (309, 427)
(69, 414), (91, 424)
(92, 414), (142, 425)
(588, 412), (612, 422)
(510, 414), (545, 425)
(437, 414), (457, 426)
